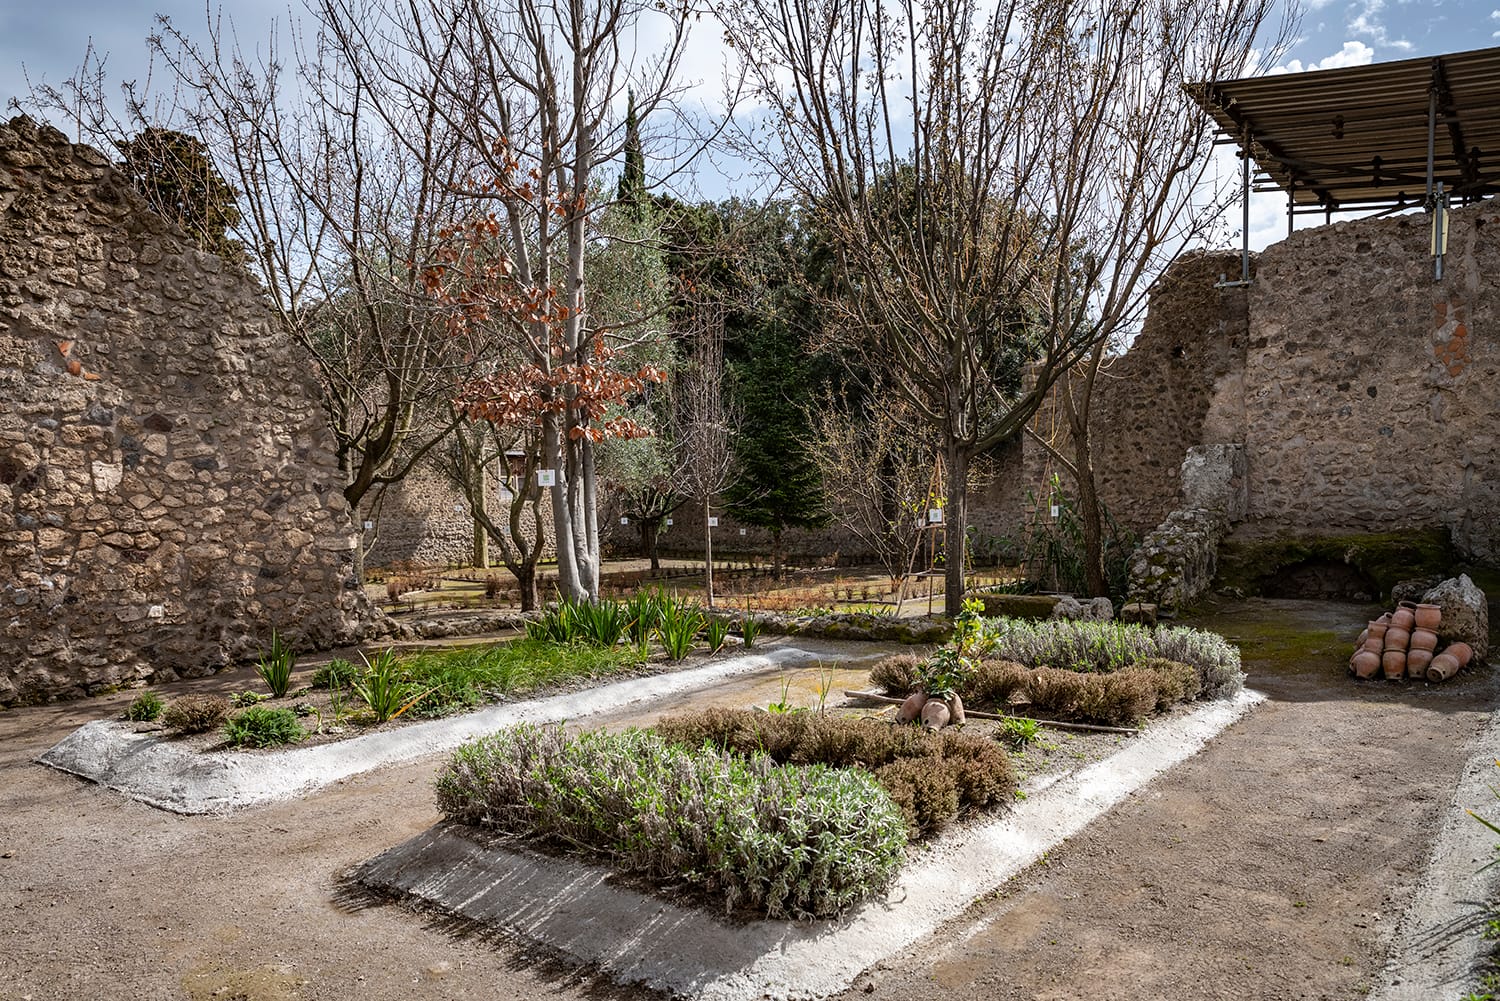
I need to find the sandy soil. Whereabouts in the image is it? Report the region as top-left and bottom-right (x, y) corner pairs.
(1, 598), (1495, 1001)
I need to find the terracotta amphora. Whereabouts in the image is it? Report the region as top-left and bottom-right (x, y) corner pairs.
(1414, 603), (1442, 630)
(1391, 603), (1417, 632)
(1447, 642), (1474, 667)
(1350, 650), (1381, 678)
(1409, 628), (1439, 653)
(1406, 649), (1434, 676)
(1427, 652), (1461, 682)
(1383, 627), (1410, 652)
(1382, 650), (1407, 679)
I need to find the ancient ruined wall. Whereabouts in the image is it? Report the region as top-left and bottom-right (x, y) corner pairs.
(0, 117), (369, 704)
(1022, 251), (1250, 538)
(363, 458), (554, 569)
(1241, 204), (1500, 561)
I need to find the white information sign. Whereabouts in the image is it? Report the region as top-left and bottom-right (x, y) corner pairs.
(363, 520), (373, 530)
(1050, 504), (1060, 518)
(666, 518), (673, 526)
(740, 528), (747, 536)
(620, 517), (629, 525)
(537, 469), (556, 487)
(928, 508), (943, 523)
(708, 516), (719, 527)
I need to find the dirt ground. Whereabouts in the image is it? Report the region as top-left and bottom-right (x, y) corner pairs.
(1, 598), (1496, 1001)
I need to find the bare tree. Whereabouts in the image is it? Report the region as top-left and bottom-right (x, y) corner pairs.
(720, 0), (1285, 615)
(806, 392), (935, 605)
(433, 420), (549, 609)
(671, 304), (737, 606)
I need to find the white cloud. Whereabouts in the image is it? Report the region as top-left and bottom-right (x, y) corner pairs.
(1347, 0), (1411, 49)
(1268, 40), (1375, 74)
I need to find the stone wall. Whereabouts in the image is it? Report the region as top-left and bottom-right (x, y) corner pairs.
(0, 116), (369, 704)
(1231, 204), (1500, 561)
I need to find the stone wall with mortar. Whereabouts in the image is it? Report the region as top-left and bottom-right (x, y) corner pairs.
(1231, 204), (1500, 561)
(0, 116), (369, 704)
(1022, 250), (1251, 539)
(362, 457), (555, 570)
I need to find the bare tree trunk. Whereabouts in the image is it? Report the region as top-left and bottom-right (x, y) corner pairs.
(1075, 439), (1107, 597)
(944, 443), (970, 618)
(471, 460), (488, 569)
(545, 414), (585, 601)
(704, 496), (715, 607)
(517, 562), (539, 611)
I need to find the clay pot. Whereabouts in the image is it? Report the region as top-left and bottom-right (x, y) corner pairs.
(1427, 652), (1462, 682)
(1391, 604), (1416, 632)
(1414, 603), (1442, 630)
(946, 693), (966, 725)
(1409, 628), (1438, 653)
(920, 699), (952, 730)
(1383, 627), (1410, 652)
(1362, 636), (1384, 655)
(897, 692), (928, 723)
(1356, 628), (1369, 647)
(1406, 649), (1434, 676)
(1447, 642), (1474, 667)
(1382, 650), (1407, 679)
(1367, 620), (1390, 639)
(1350, 650), (1382, 678)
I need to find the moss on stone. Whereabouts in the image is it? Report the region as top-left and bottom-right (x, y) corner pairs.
(977, 594), (1061, 620)
(1214, 528), (1461, 601)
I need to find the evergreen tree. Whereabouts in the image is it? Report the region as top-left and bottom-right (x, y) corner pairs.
(116, 127), (246, 265)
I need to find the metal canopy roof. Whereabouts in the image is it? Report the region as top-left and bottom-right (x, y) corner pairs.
(1187, 46), (1500, 215)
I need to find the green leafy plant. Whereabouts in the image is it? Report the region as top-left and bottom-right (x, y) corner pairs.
(436, 724), (908, 919)
(952, 596), (989, 655)
(124, 691), (164, 722)
(160, 694), (231, 734)
(351, 649), (430, 724)
(740, 616), (763, 649)
(573, 598), (632, 648)
(311, 658), (359, 689)
(704, 616), (730, 654)
(229, 691), (267, 708)
(1001, 716), (1042, 745)
(223, 706), (306, 748)
(656, 601), (705, 662)
(915, 648), (973, 699)
(766, 674), (804, 715)
(527, 599), (581, 644)
(256, 629), (296, 698)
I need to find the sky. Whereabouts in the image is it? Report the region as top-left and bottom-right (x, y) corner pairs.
(0, 0), (1494, 251)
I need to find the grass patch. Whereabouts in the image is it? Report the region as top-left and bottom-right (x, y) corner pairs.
(223, 706), (306, 748)
(397, 638), (647, 718)
(436, 723), (907, 919)
(654, 708), (1014, 839)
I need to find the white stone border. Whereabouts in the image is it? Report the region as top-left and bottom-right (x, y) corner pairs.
(357, 689), (1265, 1001)
(36, 646), (847, 814)
(1372, 707), (1500, 1001)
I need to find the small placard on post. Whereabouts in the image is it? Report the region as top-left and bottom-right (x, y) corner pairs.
(928, 508), (943, 523)
(708, 516), (719, 527)
(537, 469), (556, 487)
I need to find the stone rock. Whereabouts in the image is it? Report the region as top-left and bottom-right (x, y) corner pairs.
(978, 593), (1060, 620)
(1050, 596), (1086, 620)
(1391, 576), (1444, 606)
(1087, 597), (1114, 621)
(1422, 574), (1489, 661)
(1120, 602), (1158, 626)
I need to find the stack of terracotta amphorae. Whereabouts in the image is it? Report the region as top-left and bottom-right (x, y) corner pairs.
(1349, 600), (1474, 682)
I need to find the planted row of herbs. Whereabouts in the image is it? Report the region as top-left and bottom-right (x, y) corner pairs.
(434, 603), (1245, 920)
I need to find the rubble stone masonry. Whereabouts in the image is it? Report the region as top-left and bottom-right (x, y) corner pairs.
(0, 117), (369, 704)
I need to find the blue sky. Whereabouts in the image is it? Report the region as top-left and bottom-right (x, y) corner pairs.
(1, 0), (1493, 248)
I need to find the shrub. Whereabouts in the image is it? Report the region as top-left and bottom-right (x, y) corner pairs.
(229, 691), (267, 708)
(1000, 716), (1041, 745)
(160, 694), (231, 734)
(654, 708), (1013, 839)
(435, 724), (907, 919)
(875, 757), (960, 837)
(1138, 658), (1202, 708)
(223, 706), (306, 748)
(311, 658), (359, 689)
(124, 691), (164, 722)
(967, 659), (1030, 710)
(983, 618), (1242, 698)
(870, 653), (921, 695)
(1025, 667), (1087, 718)
(704, 616), (730, 654)
(256, 630), (296, 698)
(1077, 669), (1159, 727)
